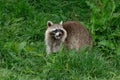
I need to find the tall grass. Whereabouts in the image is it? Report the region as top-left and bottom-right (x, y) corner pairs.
(0, 0), (120, 80)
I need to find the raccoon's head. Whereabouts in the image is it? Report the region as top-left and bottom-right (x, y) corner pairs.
(46, 21), (67, 40)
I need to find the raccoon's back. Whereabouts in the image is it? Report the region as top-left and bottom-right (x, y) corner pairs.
(63, 21), (92, 50)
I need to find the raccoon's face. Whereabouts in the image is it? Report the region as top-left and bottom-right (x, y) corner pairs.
(46, 21), (66, 40)
(50, 29), (64, 40)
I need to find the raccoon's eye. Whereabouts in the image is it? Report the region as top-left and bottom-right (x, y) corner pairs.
(50, 31), (55, 35)
(59, 33), (62, 36)
(58, 29), (64, 34)
(55, 29), (64, 34)
(54, 29), (58, 33)
(59, 30), (64, 34)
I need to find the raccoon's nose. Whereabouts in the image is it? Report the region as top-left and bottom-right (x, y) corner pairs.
(59, 33), (62, 36)
(56, 35), (60, 37)
(56, 32), (60, 36)
(56, 33), (62, 37)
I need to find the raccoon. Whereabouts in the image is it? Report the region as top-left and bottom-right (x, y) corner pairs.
(45, 21), (67, 54)
(45, 21), (93, 54)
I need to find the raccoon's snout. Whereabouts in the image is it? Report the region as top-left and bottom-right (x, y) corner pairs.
(55, 32), (62, 37)
(55, 32), (62, 39)
(50, 29), (64, 40)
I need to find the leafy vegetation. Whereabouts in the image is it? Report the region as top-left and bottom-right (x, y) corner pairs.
(0, 0), (120, 80)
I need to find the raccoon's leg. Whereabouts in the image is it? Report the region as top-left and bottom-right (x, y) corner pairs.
(46, 45), (52, 54)
(46, 41), (53, 54)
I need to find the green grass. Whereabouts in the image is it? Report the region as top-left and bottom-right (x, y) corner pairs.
(0, 0), (120, 80)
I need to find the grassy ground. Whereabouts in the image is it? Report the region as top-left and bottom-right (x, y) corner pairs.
(0, 0), (120, 80)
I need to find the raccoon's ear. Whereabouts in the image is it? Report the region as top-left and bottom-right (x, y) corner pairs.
(47, 21), (53, 27)
(60, 21), (63, 25)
